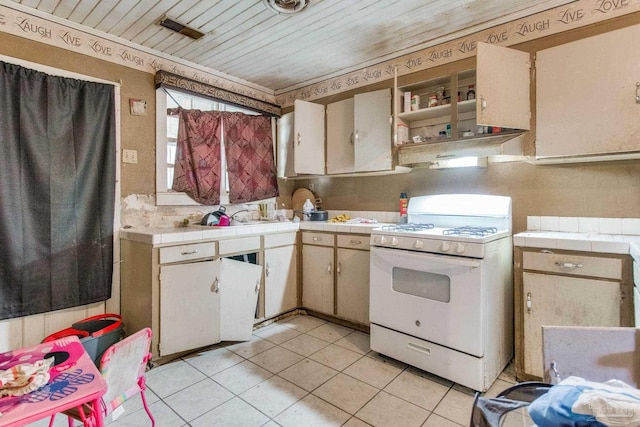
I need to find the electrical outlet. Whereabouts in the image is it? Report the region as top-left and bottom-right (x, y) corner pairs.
(122, 149), (138, 164)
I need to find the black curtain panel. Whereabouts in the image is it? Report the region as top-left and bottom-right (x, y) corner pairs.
(0, 61), (116, 320)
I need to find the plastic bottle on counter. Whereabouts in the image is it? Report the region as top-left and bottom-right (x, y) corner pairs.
(399, 193), (408, 224)
(467, 84), (476, 100)
(302, 198), (314, 221)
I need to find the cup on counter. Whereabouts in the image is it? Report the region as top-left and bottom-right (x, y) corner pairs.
(259, 202), (276, 220)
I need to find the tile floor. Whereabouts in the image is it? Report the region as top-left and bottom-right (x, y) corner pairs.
(29, 314), (518, 427)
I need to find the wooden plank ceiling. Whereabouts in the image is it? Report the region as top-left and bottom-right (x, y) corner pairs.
(10, 0), (576, 93)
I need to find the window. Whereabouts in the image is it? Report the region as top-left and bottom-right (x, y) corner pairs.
(156, 88), (266, 206)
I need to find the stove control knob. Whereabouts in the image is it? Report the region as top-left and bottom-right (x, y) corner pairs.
(379, 236), (387, 245)
(440, 241), (450, 252)
(414, 240), (424, 249)
(391, 237), (399, 246)
(455, 243), (466, 254)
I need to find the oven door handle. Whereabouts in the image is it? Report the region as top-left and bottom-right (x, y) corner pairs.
(371, 246), (481, 269)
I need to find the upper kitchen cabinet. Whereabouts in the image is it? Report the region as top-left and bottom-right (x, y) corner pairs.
(294, 99), (325, 175)
(396, 42), (530, 165)
(327, 89), (392, 174)
(536, 24), (640, 163)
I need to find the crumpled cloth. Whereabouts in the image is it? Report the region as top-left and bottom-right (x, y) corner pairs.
(0, 357), (54, 397)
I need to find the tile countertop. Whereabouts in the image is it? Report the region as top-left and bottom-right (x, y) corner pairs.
(120, 220), (390, 245)
(517, 216), (640, 260)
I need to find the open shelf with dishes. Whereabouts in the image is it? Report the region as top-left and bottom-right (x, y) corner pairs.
(392, 42), (532, 165)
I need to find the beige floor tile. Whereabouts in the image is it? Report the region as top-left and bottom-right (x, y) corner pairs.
(344, 355), (403, 389)
(384, 370), (451, 411)
(277, 315), (327, 332)
(280, 332), (331, 356)
(253, 323), (302, 344)
(343, 417), (373, 426)
(225, 336), (275, 358)
(313, 373), (379, 415)
(109, 400), (185, 427)
(356, 391), (430, 427)
(307, 322), (353, 342)
(433, 388), (475, 426)
(240, 375), (308, 418)
(367, 351), (408, 370)
(275, 394), (350, 427)
(278, 358), (339, 392)
(498, 361), (517, 384)
(249, 345), (304, 373)
(334, 331), (371, 354)
(190, 397), (269, 427)
(483, 378), (513, 398)
(145, 360), (207, 398)
(164, 378), (234, 421)
(183, 347), (244, 377)
(422, 413), (464, 427)
(212, 360), (273, 394)
(309, 343), (363, 371)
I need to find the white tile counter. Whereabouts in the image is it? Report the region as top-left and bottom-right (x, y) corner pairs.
(299, 221), (388, 234)
(515, 216), (640, 256)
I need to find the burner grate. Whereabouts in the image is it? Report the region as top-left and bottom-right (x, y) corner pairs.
(381, 223), (435, 232)
(443, 226), (498, 237)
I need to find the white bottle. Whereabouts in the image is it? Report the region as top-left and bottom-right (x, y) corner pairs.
(302, 199), (314, 221)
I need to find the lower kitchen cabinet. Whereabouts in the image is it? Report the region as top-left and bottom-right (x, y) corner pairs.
(264, 241), (298, 319)
(302, 243), (335, 315)
(121, 237), (263, 359)
(301, 231), (371, 325)
(336, 248), (370, 325)
(515, 247), (634, 380)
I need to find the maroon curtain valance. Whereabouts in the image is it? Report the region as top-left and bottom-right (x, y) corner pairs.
(156, 71), (281, 117)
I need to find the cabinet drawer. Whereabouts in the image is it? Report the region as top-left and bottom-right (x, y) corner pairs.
(336, 234), (369, 250)
(159, 242), (216, 264)
(523, 251), (622, 280)
(264, 232), (297, 248)
(302, 232), (334, 247)
(219, 236), (261, 255)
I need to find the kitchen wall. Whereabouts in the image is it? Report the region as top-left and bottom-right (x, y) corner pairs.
(1, 12), (639, 235)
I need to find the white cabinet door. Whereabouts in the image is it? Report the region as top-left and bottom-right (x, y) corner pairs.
(159, 260), (220, 356)
(476, 42), (530, 130)
(302, 245), (334, 314)
(219, 258), (262, 342)
(264, 245), (298, 318)
(536, 24), (640, 158)
(326, 98), (355, 174)
(294, 99), (325, 175)
(522, 272), (621, 378)
(276, 111), (295, 178)
(336, 248), (370, 325)
(354, 89), (392, 172)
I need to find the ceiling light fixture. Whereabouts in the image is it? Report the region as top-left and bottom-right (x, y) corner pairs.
(158, 16), (205, 40)
(263, 0), (309, 14)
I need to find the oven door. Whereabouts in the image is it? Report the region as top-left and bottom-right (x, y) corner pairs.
(370, 246), (484, 357)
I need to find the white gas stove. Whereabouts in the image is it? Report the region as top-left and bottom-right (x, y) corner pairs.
(369, 194), (513, 391)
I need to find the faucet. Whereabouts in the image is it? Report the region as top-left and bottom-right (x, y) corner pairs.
(229, 209), (250, 221)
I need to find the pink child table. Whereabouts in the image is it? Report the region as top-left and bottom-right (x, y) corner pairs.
(0, 335), (107, 427)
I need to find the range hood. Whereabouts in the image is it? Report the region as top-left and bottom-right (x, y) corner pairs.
(398, 132), (525, 166)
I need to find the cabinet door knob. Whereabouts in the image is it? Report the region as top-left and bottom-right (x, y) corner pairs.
(297, 132), (301, 146)
(265, 263), (271, 277)
(327, 264), (332, 274)
(337, 262), (342, 275)
(636, 82), (640, 104)
(480, 95), (487, 111)
(213, 277), (220, 293)
(526, 292), (532, 313)
(255, 280), (260, 294)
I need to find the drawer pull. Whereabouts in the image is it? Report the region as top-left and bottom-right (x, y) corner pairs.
(213, 277), (220, 293)
(265, 263), (271, 277)
(313, 236), (321, 241)
(555, 262), (583, 269)
(255, 280), (260, 294)
(407, 341), (431, 356)
(350, 240), (362, 245)
(181, 250), (198, 255)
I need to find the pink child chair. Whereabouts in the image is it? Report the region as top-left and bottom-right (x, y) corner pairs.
(49, 327), (155, 426)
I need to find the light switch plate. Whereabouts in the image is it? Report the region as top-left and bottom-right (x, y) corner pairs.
(129, 98), (147, 115)
(123, 149), (138, 164)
